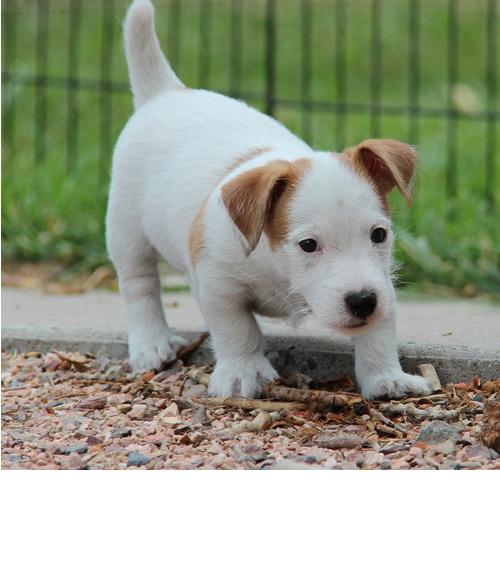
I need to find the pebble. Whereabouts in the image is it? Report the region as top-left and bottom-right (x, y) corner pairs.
(63, 443), (88, 455)
(67, 453), (86, 469)
(111, 428), (132, 439)
(183, 384), (207, 399)
(192, 406), (209, 426)
(460, 445), (492, 460)
(316, 432), (363, 450)
(430, 439), (455, 456)
(127, 452), (151, 467)
(79, 395), (108, 410)
(416, 421), (460, 444)
(129, 404), (156, 420)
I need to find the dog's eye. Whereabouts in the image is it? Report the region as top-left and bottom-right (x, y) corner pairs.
(370, 227), (387, 244)
(298, 238), (318, 253)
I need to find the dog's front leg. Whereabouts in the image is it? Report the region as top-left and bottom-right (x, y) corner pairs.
(199, 292), (278, 398)
(354, 308), (432, 400)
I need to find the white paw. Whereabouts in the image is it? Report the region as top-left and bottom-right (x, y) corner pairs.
(359, 371), (432, 400)
(129, 331), (187, 371)
(208, 354), (278, 399)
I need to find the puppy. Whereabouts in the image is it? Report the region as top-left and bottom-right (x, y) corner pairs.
(106, 0), (431, 400)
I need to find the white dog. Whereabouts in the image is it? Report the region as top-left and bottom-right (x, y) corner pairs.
(106, 0), (431, 400)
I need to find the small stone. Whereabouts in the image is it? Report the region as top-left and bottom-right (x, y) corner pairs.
(163, 403), (179, 416)
(118, 403), (132, 414)
(416, 421), (459, 444)
(183, 384), (207, 400)
(159, 411), (182, 426)
(192, 406), (209, 426)
(188, 432), (205, 447)
(15, 411), (28, 422)
(461, 445), (492, 461)
(409, 446), (423, 458)
(324, 456), (337, 469)
(79, 395), (108, 410)
(391, 460), (411, 470)
(129, 404), (148, 420)
(127, 452), (151, 467)
(363, 452), (384, 468)
(63, 443), (88, 455)
(111, 428), (132, 439)
(336, 462), (359, 470)
(316, 432), (363, 450)
(431, 439), (455, 456)
(86, 435), (102, 446)
(380, 459), (392, 470)
(67, 453), (86, 469)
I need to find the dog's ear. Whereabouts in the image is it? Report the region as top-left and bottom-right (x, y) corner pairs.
(221, 159), (305, 253)
(341, 139), (417, 208)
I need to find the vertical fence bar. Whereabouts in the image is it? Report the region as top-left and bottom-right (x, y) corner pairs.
(2, 0), (17, 153)
(446, 0), (458, 201)
(35, 0), (49, 163)
(229, 0), (242, 98)
(198, 0), (212, 87)
(300, 0), (312, 142)
(408, 0), (420, 145)
(168, 0), (181, 72)
(335, 0), (346, 150)
(370, 0), (382, 136)
(99, 0), (114, 186)
(485, 0), (497, 209)
(67, 0), (81, 174)
(265, 0), (276, 116)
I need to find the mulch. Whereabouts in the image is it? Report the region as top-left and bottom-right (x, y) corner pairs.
(1, 349), (499, 470)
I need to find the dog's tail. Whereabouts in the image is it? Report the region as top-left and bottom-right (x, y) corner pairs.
(124, 0), (184, 109)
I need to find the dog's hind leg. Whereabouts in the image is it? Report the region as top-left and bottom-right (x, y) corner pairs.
(107, 219), (186, 371)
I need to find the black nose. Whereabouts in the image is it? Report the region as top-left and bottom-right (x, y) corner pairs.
(344, 289), (377, 319)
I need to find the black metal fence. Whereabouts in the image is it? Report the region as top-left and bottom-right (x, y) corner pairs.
(2, 0), (499, 209)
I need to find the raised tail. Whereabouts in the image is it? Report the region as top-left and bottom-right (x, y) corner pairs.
(124, 0), (184, 109)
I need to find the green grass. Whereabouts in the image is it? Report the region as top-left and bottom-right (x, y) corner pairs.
(2, 0), (500, 295)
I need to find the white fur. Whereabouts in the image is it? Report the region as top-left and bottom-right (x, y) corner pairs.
(106, 0), (431, 400)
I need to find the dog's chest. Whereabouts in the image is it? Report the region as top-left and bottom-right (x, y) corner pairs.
(249, 281), (307, 320)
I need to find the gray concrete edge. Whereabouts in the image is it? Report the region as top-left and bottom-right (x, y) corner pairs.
(2, 325), (499, 383)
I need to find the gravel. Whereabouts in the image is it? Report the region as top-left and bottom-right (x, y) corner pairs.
(1, 350), (499, 470)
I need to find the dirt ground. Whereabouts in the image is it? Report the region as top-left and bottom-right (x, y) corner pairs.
(2, 349), (499, 470)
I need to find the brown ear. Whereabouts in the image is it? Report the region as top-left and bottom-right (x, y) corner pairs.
(341, 139), (417, 208)
(221, 159), (305, 253)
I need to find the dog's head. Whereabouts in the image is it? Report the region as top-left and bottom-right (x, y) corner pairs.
(221, 139), (417, 334)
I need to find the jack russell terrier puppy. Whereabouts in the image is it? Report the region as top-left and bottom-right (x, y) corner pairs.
(106, 0), (432, 400)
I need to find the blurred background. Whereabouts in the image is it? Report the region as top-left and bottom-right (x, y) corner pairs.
(2, 0), (499, 297)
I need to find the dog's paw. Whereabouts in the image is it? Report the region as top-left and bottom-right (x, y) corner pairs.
(208, 354), (278, 399)
(129, 332), (187, 371)
(359, 370), (432, 400)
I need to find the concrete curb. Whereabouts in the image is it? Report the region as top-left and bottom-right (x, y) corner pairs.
(2, 325), (499, 383)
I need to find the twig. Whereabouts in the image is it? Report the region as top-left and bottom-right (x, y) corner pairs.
(369, 407), (407, 434)
(165, 333), (209, 367)
(188, 370), (364, 411)
(375, 423), (402, 437)
(232, 411), (283, 433)
(261, 385), (363, 410)
(197, 396), (307, 412)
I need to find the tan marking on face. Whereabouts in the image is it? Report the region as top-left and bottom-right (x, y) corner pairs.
(188, 147), (273, 265)
(337, 139), (417, 214)
(221, 158), (311, 252)
(188, 196), (209, 265)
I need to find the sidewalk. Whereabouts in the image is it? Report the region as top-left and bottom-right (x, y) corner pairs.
(2, 286), (500, 349)
(2, 287), (499, 382)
